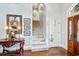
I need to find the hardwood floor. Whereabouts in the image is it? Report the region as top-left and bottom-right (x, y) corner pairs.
(23, 47), (67, 56)
(0, 47), (67, 56)
(48, 47), (67, 56)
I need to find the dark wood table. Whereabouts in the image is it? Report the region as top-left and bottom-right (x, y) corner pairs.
(0, 38), (24, 56)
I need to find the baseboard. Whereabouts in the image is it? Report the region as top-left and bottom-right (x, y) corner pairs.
(32, 48), (48, 51)
(60, 44), (67, 50)
(23, 44), (67, 51)
(49, 44), (67, 50)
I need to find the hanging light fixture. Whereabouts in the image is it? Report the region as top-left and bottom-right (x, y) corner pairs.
(39, 3), (45, 13)
(33, 3), (39, 10)
(33, 10), (38, 17)
(33, 10), (39, 21)
(39, 4), (45, 10)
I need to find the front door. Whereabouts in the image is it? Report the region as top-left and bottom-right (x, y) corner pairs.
(68, 16), (74, 54)
(73, 15), (79, 54)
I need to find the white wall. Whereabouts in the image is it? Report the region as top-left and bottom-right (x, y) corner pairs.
(0, 3), (74, 51)
(46, 3), (74, 49)
(0, 3), (32, 50)
(46, 3), (62, 47)
(61, 3), (73, 49)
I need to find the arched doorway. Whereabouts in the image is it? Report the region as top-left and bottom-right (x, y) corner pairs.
(32, 3), (47, 51)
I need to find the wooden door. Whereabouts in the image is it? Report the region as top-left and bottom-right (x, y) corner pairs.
(73, 15), (79, 55)
(68, 16), (74, 54)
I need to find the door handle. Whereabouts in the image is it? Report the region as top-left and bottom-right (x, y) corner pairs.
(50, 38), (53, 42)
(50, 34), (53, 42)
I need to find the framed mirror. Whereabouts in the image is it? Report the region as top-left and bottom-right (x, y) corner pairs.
(6, 14), (22, 38)
(24, 18), (31, 36)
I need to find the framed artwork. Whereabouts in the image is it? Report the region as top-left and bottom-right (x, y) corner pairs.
(24, 18), (31, 36)
(7, 14), (22, 34)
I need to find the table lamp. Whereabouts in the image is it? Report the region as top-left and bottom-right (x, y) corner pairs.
(5, 26), (8, 38)
(9, 26), (12, 30)
(18, 26), (21, 38)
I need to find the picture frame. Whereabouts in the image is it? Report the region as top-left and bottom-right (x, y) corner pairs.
(24, 18), (31, 36)
(7, 14), (22, 34)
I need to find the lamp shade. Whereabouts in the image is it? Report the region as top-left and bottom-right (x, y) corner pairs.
(9, 27), (12, 30)
(5, 26), (8, 30)
(18, 26), (21, 30)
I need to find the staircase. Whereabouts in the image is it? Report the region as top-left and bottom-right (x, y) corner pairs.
(32, 34), (48, 51)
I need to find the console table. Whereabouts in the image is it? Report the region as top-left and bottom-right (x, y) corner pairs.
(0, 38), (24, 56)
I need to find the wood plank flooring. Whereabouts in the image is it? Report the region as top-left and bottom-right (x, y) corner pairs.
(23, 47), (67, 56)
(0, 47), (67, 56)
